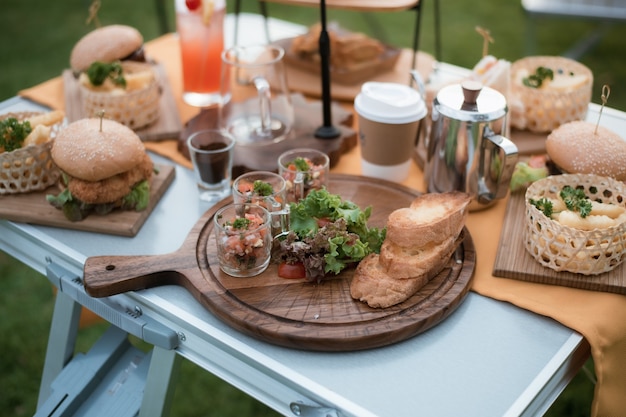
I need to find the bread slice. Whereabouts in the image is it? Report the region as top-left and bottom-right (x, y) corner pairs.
(379, 231), (463, 279)
(350, 234), (462, 308)
(349, 254), (427, 308)
(386, 191), (471, 248)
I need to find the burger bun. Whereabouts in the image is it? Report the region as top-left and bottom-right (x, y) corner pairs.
(51, 118), (146, 182)
(546, 120), (626, 181)
(70, 25), (143, 72)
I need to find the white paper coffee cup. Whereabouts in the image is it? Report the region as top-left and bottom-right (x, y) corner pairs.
(355, 82), (427, 182)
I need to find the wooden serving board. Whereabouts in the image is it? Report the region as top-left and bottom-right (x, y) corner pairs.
(63, 63), (183, 141)
(276, 37), (402, 86)
(493, 191), (626, 294)
(178, 93), (357, 177)
(0, 164), (175, 237)
(83, 174), (475, 351)
(280, 47), (435, 101)
(510, 128), (550, 156)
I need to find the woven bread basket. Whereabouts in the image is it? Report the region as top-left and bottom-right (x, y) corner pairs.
(80, 62), (160, 130)
(0, 112), (62, 195)
(510, 56), (593, 133)
(524, 174), (626, 275)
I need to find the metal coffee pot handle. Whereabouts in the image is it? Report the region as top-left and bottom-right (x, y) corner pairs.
(475, 128), (518, 204)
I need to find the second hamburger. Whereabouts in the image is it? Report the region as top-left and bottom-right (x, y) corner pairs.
(47, 118), (154, 221)
(70, 24), (146, 73)
(546, 120), (626, 181)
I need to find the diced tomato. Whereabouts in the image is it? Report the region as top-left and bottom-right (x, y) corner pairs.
(278, 262), (306, 279)
(185, 0), (201, 11)
(236, 179), (254, 194)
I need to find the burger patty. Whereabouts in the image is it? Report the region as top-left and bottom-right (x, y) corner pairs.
(67, 153), (153, 205)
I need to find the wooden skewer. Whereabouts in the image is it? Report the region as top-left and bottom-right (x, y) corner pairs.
(595, 84), (611, 135)
(475, 26), (494, 57)
(87, 0), (102, 28)
(96, 110), (105, 132)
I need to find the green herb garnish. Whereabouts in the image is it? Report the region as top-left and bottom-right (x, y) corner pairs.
(86, 61), (126, 88)
(292, 157), (311, 171)
(530, 197), (554, 218)
(0, 117), (32, 152)
(252, 180), (274, 196)
(560, 186), (592, 218)
(232, 217), (252, 230)
(523, 66), (554, 88)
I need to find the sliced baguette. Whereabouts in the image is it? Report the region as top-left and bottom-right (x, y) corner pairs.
(350, 254), (429, 309)
(386, 191), (471, 248)
(379, 231), (463, 279)
(350, 234), (462, 308)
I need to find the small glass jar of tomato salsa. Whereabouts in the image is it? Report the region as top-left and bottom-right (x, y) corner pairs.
(214, 203), (272, 277)
(278, 148), (329, 203)
(232, 171), (287, 236)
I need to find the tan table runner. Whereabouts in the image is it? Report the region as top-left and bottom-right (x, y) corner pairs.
(18, 32), (626, 417)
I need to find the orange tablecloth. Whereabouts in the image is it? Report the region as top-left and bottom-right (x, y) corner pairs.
(19, 33), (626, 417)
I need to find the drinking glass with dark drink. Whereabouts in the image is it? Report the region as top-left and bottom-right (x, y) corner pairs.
(187, 129), (235, 202)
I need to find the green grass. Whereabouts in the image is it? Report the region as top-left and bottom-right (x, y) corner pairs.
(3, 0), (621, 415)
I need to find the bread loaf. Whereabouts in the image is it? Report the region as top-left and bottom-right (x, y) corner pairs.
(350, 192), (470, 308)
(386, 191), (471, 248)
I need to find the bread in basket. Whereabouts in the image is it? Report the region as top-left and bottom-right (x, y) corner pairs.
(0, 111), (64, 194)
(524, 174), (626, 275)
(510, 56), (593, 133)
(79, 61), (160, 130)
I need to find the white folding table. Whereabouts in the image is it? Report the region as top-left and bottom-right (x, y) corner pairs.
(0, 14), (598, 417)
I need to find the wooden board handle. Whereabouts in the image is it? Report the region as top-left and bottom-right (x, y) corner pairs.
(83, 252), (195, 297)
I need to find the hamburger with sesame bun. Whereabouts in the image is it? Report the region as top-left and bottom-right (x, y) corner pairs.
(70, 24), (145, 73)
(46, 118), (154, 221)
(69, 25), (160, 129)
(545, 120), (626, 181)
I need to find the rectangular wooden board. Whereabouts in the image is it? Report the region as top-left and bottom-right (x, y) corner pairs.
(493, 191), (626, 295)
(277, 37), (401, 85)
(63, 63), (182, 142)
(0, 164), (175, 237)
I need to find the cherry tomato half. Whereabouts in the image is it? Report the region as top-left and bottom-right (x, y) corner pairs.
(185, 0), (201, 11)
(278, 262), (306, 279)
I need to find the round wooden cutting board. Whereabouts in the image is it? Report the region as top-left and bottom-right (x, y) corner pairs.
(84, 174), (475, 351)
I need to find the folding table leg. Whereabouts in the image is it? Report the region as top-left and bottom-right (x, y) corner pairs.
(138, 345), (182, 417)
(37, 290), (82, 409)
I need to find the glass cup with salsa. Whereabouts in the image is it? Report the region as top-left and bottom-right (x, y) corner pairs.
(278, 148), (330, 203)
(214, 203), (272, 277)
(232, 171), (287, 236)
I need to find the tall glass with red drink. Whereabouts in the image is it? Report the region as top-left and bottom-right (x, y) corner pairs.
(175, 0), (225, 107)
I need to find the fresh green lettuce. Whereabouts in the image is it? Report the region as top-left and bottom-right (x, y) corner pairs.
(277, 189), (386, 280)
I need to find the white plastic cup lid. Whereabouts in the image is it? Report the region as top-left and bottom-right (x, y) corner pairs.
(354, 82), (427, 124)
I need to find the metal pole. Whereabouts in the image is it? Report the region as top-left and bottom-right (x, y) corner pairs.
(315, 0), (340, 139)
